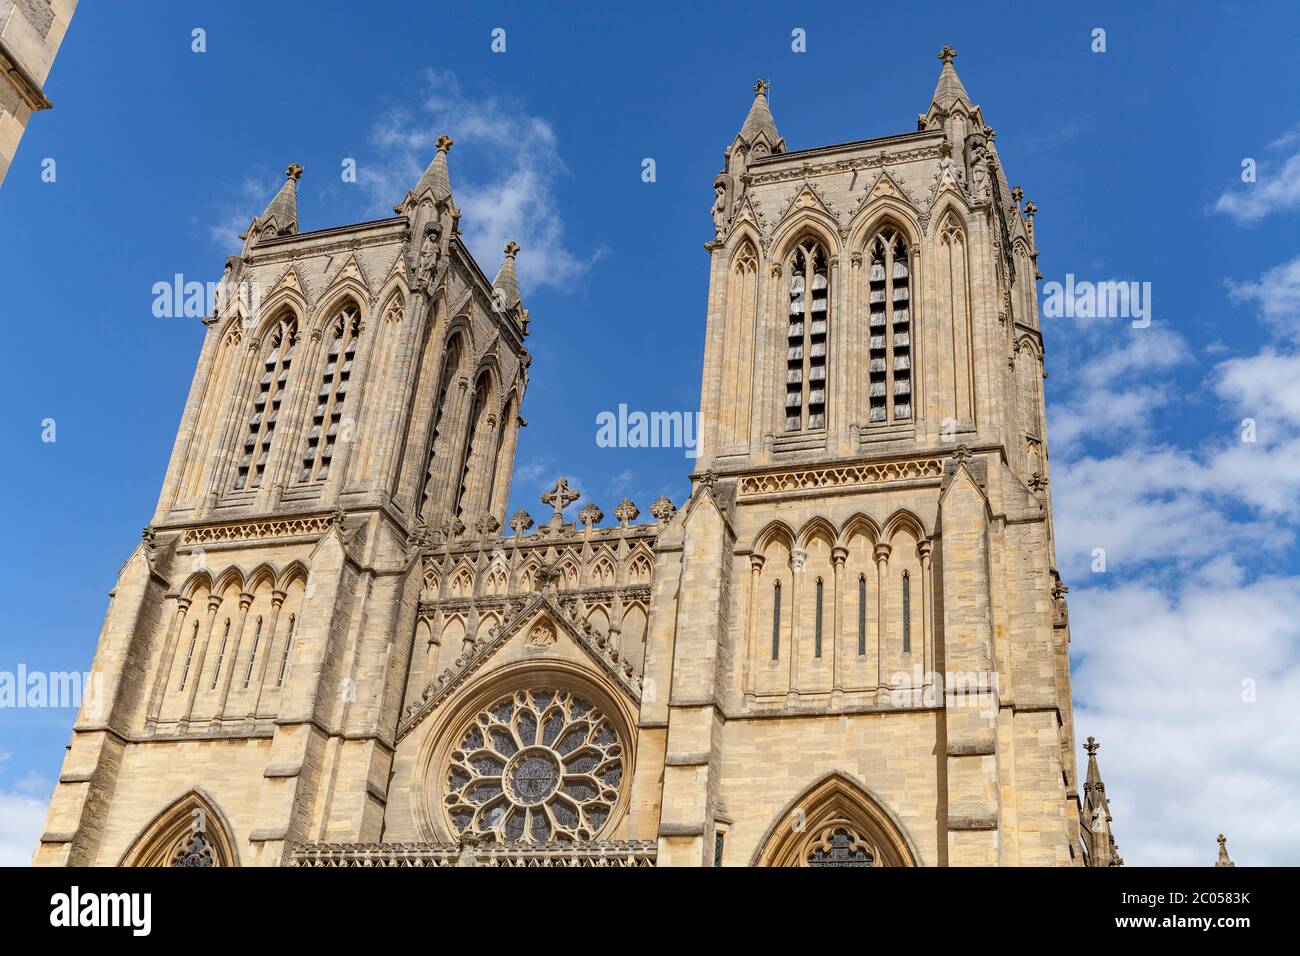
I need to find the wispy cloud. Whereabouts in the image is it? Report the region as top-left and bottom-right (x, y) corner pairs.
(1212, 127), (1300, 224)
(361, 69), (603, 293)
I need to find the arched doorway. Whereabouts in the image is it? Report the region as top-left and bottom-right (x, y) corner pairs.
(753, 772), (918, 867)
(119, 790), (239, 867)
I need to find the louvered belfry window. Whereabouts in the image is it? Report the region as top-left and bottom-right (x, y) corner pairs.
(866, 228), (912, 423)
(785, 239), (829, 431)
(235, 312), (297, 490)
(300, 303), (360, 482)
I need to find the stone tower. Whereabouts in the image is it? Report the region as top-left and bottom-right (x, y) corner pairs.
(34, 139), (532, 866)
(37, 48), (1099, 868)
(668, 46), (1085, 866)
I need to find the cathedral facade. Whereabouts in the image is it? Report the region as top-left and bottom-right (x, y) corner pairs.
(35, 49), (1119, 868)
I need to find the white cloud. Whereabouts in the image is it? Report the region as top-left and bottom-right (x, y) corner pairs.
(1227, 254), (1300, 341)
(0, 789), (45, 866)
(362, 69), (602, 293)
(1047, 240), (1300, 863)
(1213, 141), (1300, 224)
(1071, 575), (1300, 865)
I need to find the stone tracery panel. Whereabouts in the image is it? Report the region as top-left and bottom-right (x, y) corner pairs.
(442, 688), (626, 843)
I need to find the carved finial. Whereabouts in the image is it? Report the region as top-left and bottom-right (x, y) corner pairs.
(1084, 736), (1099, 756)
(540, 477), (581, 523)
(1216, 833), (1235, 867)
(578, 501), (604, 531)
(613, 499), (640, 527)
(508, 508), (534, 536)
(649, 495), (677, 524)
(953, 443), (973, 463)
(695, 469), (718, 491)
(938, 140), (953, 158)
(1011, 185), (1024, 204)
(435, 134), (454, 153)
(474, 513), (501, 537)
(331, 506), (347, 528)
(753, 77), (769, 96)
(503, 240), (520, 258)
(938, 44), (957, 65)
(1024, 200), (1037, 219)
(285, 163), (303, 181)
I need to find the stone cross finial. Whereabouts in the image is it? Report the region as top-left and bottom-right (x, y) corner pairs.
(1084, 736), (1099, 756)
(436, 134), (454, 153)
(578, 501), (604, 531)
(613, 499), (640, 527)
(1024, 200), (1038, 219)
(286, 163), (303, 181)
(938, 45), (958, 65)
(649, 495), (676, 524)
(753, 78), (769, 95)
(1011, 185), (1024, 204)
(541, 477), (581, 523)
(504, 240), (520, 258)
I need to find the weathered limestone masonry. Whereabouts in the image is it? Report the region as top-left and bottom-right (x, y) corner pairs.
(37, 47), (1120, 867)
(0, 0), (76, 185)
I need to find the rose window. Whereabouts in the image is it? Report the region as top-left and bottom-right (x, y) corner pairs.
(444, 689), (625, 842)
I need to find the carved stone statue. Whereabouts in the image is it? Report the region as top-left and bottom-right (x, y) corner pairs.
(415, 222), (441, 289)
(711, 174), (732, 238)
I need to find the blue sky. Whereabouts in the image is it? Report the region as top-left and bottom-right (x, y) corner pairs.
(2, 1), (1300, 865)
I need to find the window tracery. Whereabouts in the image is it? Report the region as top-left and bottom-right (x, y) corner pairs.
(805, 825), (879, 867)
(865, 228), (912, 423)
(235, 311), (297, 490)
(300, 302), (360, 482)
(443, 689), (625, 843)
(785, 239), (829, 431)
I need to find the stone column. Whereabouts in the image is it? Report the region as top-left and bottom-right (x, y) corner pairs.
(180, 595), (222, 729)
(743, 553), (764, 703)
(214, 592), (254, 723)
(787, 547), (806, 701)
(144, 596), (190, 731)
(250, 589), (287, 719)
(831, 546), (847, 703)
(873, 542), (891, 690)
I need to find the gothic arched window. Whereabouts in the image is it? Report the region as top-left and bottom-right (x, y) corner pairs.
(243, 616), (262, 688)
(771, 581), (782, 660)
(453, 375), (492, 523)
(235, 311), (297, 490)
(814, 578), (824, 658)
(300, 302), (361, 483)
(210, 618), (231, 690)
(179, 620), (200, 691)
(419, 334), (465, 521)
(866, 228), (912, 423)
(902, 571), (912, 653)
(858, 574), (867, 656)
(785, 239), (829, 432)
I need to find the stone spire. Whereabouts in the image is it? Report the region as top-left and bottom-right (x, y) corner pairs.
(244, 163), (302, 241)
(738, 78), (784, 151)
(1215, 834), (1235, 867)
(1082, 736), (1122, 866)
(493, 241), (522, 310)
(415, 134), (454, 203)
(930, 45), (972, 111)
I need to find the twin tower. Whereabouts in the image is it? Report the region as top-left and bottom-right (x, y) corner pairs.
(36, 48), (1118, 867)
